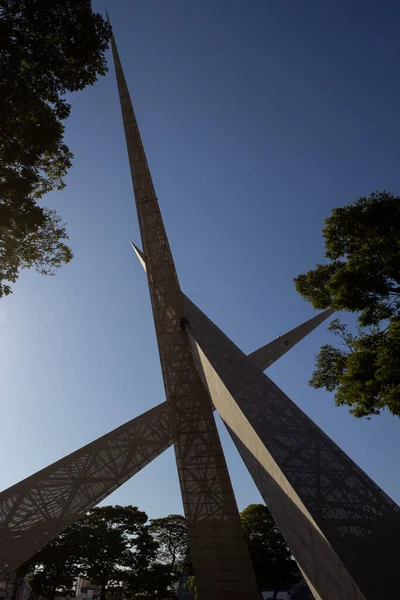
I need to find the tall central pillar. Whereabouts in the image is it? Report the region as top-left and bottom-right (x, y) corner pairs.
(109, 28), (260, 600)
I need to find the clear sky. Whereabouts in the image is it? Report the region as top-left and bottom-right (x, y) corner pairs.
(1, 0), (399, 520)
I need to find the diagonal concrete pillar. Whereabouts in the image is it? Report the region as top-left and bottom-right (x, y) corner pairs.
(0, 402), (172, 578)
(2, 20), (397, 596)
(0, 257), (329, 578)
(185, 295), (400, 600)
(247, 308), (334, 370)
(131, 241), (332, 370)
(109, 27), (260, 600)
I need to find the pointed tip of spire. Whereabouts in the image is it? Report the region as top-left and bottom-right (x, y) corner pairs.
(105, 7), (114, 37)
(129, 240), (141, 253)
(130, 241), (147, 272)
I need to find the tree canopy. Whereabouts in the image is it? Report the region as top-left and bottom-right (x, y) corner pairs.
(240, 504), (300, 597)
(20, 523), (84, 600)
(149, 514), (189, 572)
(15, 504), (303, 599)
(0, 0), (110, 297)
(21, 506), (182, 600)
(295, 191), (400, 418)
(76, 506), (154, 600)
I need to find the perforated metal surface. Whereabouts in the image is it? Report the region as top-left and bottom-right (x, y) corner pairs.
(0, 23), (398, 600)
(0, 286), (325, 580)
(0, 402), (171, 576)
(109, 33), (260, 599)
(186, 296), (400, 600)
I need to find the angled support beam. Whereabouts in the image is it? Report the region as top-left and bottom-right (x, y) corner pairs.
(1, 255), (397, 598)
(0, 402), (172, 577)
(185, 295), (400, 600)
(0, 255), (328, 578)
(131, 241), (332, 368)
(247, 307), (334, 370)
(2, 24), (396, 600)
(110, 30), (260, 600)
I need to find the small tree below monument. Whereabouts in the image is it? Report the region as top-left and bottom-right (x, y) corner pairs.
(240, 504), (300, 598)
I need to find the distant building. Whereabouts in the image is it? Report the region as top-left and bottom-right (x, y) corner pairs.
(0, 576), (36, 600)
(74, 578), (102, 600)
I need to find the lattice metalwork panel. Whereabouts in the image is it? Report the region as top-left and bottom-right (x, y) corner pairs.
(132, 242), (334, 375)
(0, 402), (172, 578)
(227, 427), (365, 600)
(0, 278), (326, 579)
(109, 33), (260, 599)
(186, 296), (400, 599)
(1, 21), (397, 600)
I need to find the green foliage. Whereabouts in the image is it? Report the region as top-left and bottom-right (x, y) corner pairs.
(16, 504), (303, 599)
(0, 0), (111, 296)
(0, 208), (72, 296)
(124, 563), (176, 599)
(295, 191), (400, 418)
(23, 524), (83, 600)
(77, 506), (153, 600)
(184, 575), (198, 600)
(240, 504), (299, 593)
(22, 506), (178, 600)
(149, 514), (189, 572)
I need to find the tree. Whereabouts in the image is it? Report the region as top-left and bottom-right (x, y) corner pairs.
(124, 563), (176, 600)
(122, 514), (189, 599)
(78, 506), (153, 600)
(294, 191), (400, 418)
(149, 514), (189, 573)
(22, 524), (83, 600)
(10, 505), (179, 600)
(0, 0), (110, 297)
(0, 208), (72, 296)
(240, 504), (300, 599)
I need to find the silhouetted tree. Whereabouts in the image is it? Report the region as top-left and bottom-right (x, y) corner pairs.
(0, 0), (110, 296)
(78, 506), (153, 600)
(240, 504), (300, 599)
(295, 191), (400, 418)
(19, 524), (83, 600)
(149, 514), (189, 572)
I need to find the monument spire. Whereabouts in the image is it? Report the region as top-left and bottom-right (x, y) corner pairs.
(108, 25), (260, 600)
(0, 15), (398, 600)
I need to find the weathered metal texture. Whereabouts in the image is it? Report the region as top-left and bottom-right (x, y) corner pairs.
(0, 402), (172, 578)
(185, 296), (400, 600)
(248, 308), (334, 370)
(109, 33), (260, 599)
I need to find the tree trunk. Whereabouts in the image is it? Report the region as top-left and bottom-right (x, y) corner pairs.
(272, 588), (279, 600)
(100, 580), (106, 600)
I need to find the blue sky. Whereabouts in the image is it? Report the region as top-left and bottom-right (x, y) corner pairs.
(1, 0), (399, 520)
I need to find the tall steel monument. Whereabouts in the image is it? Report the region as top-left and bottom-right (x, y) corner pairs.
(0, 23), (399, 600)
